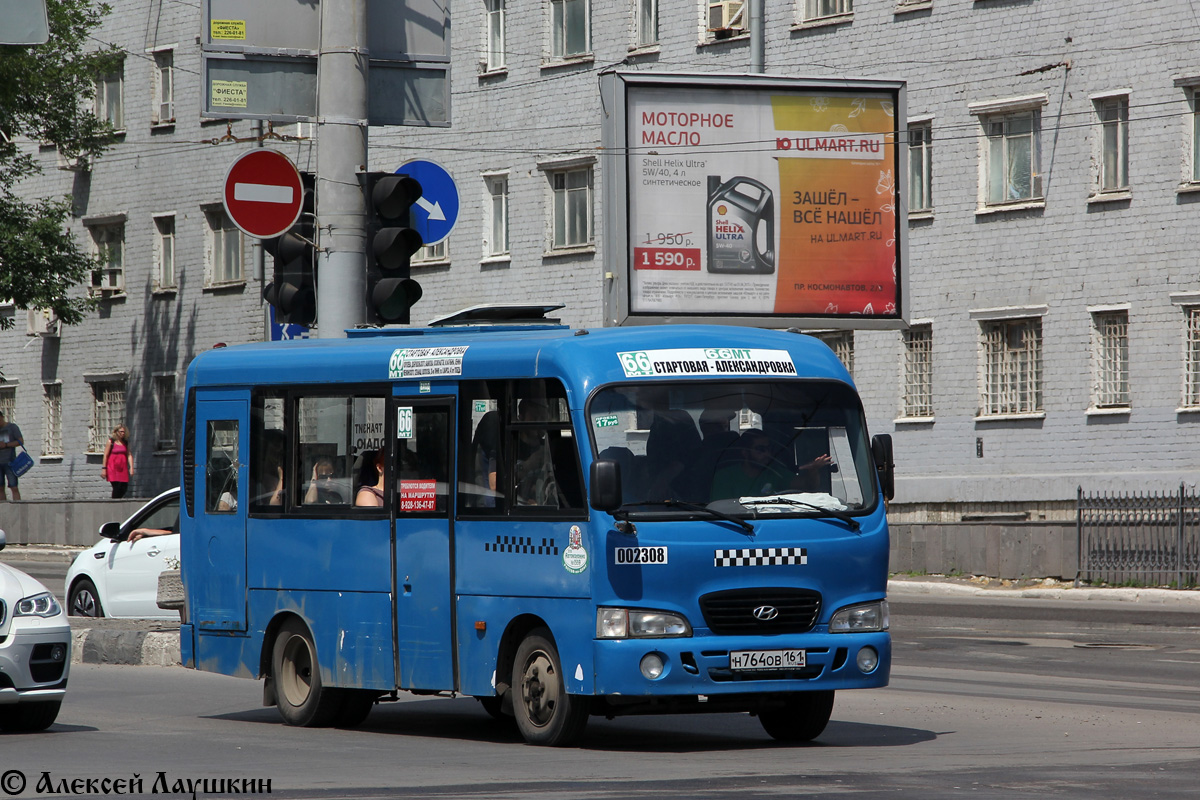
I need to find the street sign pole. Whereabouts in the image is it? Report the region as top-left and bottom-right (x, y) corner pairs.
(315, 0), (369, 337)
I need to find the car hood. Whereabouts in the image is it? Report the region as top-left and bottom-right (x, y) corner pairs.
(0, 561), (52, 605)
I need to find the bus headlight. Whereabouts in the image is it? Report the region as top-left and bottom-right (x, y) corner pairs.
(829, 600), (889, 633)
(596, 608), (692, 639)
(16, 592), (63, 618)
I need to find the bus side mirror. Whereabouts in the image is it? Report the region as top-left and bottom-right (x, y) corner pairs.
(871, 434), (895, 501)
(589, 459), (623, 513)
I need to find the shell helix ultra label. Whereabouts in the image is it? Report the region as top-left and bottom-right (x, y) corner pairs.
(563, 525), (588, 574)
(210, 80), (247, 108)
(210, 20), (247, 40)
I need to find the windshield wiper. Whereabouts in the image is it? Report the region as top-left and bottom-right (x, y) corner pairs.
(622, 500), (755, 534)
(739, 496), (861, 532)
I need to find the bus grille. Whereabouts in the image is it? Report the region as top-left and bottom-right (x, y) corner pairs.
(699, 588), (821, 635)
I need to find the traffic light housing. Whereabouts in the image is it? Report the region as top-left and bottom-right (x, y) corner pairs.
(364, 172), (424, 325)
(263, 171), (317, 327)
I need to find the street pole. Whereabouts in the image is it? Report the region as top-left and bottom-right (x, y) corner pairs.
(315, 0), (369, 337)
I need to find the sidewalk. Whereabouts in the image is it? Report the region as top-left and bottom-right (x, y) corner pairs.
(887, 574), (1200, 607)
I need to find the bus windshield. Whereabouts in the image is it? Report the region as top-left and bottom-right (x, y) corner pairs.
(588, 380), (876, 516)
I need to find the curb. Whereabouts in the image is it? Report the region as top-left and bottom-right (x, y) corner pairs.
(71, 628), (181, 667)
(887, 579), (1200, 605)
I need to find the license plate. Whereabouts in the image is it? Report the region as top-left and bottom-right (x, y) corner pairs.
(729, 649), (806, 671)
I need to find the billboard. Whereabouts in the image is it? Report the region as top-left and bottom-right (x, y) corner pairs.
(602, 72), (908, 329)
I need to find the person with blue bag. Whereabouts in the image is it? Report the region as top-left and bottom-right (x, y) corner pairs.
(0, 410), (27, 502)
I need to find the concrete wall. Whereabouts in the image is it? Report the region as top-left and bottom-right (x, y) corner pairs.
(0, 500), (146, 547)
(890, 522), (1078, 582)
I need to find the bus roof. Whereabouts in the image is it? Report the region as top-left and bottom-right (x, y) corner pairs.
(185, 324), (854, 401)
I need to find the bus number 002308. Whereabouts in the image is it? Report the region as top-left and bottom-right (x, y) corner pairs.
(614, 547), (668, 565)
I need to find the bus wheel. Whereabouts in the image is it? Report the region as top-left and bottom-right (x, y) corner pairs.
(333, 690), (377, 728)
(512, 629), (588, 746)
(758, 691), (835, 743)
(272, 618), (341, 727)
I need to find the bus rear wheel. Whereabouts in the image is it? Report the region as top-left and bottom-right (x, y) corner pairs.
(512, 629), (588, 746)
(758, 690), (835, 743)
(272, 618), (342, 727)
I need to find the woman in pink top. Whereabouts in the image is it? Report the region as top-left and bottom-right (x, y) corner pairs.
(102, 425), (133, 499)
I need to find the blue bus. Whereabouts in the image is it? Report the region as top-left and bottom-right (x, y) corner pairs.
(179, 317), (894, 746)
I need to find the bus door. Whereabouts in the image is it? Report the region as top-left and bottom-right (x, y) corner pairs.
(390, 396), (456, 691)
(194, 397), (249, 631)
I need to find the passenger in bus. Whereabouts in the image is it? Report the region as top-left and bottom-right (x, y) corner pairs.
(711, 429), (833, 500)
(514, 399), (560, 506)
(643, 409), (701, 502)
(256, 429), (286, 506)
(355, 449), (386, 507)
(303, 456), (343, 505)
(217, 482), (237, 511)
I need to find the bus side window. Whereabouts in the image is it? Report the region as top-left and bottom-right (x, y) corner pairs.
(509, 380), (585, 513)
(206, 420), (239, 513)
(250, 394), (286, 510)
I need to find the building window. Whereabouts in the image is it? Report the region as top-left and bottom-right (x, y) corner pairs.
(43, 383), (63, 457)
(152, 50), (174, 125)
(0, 387), (15, 426)
(909, 121), (932, 213)
(413, 239), (447, 264)
(815, 331), (854, 377)
(802, 0), (852, 22)
(708, 1), (745, 36)
(485, 174), (509, 257)
(1091, 310), (1129, 410)
(551, 0), (589, 58)
(206, 208), (243, 285)
(154, 214), (176, 290)
(89, 223), (124, 292)
(89, 380), (127, 454)
(984, 111), (1041, 205)
(154, 375), (177, 450)
(1191, 89), (1200, 184)
(636, 0), (658, 46)
(980, 318), (1042, 416)
(95, 67), (124, 130)
(485, 0), (506, 71)
(1097, 96), (1128, 193)
(1185, 307), (1200, 409)
(550, 167), (593, 249)
(902, 325), (933, 418)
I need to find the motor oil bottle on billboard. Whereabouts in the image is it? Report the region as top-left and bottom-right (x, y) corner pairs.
(706, 176), (775, 274)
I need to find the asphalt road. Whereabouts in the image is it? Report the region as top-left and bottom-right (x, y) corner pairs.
(1, 587), (1197, 799)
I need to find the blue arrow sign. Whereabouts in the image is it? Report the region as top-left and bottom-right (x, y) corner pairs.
(395, 159), (460, 247)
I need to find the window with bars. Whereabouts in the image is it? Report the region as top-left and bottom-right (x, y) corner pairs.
(1097, 96), (1128, 193)
(1091, 311), (1130, 409)
(154, 375), (177, 450)
(551, 0), (589, 58)
(902, 325), (933, 418)
(815, 331), (854, 377)
(89, 223), (124, 292)
(43, 384), (62, 456)
(550, 167), (593, 249)
(980, 318), (1042, 416)
(485, 0), (506, 71)
(152, 50), (174, 125)
(985, 111), (1041, 205)
(89, 380), (127, 453)
(909, 121), (932, 213)
(1185, 307), (1200, 408)
(485, 174), (509, 257)
(206, 208), (243, 285)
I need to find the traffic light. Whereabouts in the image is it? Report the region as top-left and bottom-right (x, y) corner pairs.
(364, 172), (424, 325)
(263, 171), (317, 327)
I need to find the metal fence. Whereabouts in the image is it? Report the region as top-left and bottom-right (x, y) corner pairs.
(1077, 484), (1200, 588)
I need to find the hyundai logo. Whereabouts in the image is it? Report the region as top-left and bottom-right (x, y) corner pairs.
(752, 605), (779, 621)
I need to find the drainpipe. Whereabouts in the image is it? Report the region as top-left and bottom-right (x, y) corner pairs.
(750, 0), (764, 73)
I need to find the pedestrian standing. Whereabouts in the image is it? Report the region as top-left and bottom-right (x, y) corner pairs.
(102, 425), (133, 499)
(0, 410), (24, 502)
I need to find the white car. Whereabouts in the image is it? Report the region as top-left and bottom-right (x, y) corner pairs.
(0, 528), (71, 732)
(65, 488), (180, 620)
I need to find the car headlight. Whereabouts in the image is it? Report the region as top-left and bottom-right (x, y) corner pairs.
(596, 608), (692, 639)
(16, 592), (63, 618)
(829, 600), (889, 633)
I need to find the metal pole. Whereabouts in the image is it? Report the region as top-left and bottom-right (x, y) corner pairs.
(750, 0), (764, 73)
(315, 0), (368, 337)
(1178, 481), (1185, 589)
(251, 120), (269, 341)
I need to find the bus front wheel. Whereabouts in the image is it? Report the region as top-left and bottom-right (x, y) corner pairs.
(272, 618), (342, 727)
(512, 629), (588, 746)
(758, 690), (835, 743)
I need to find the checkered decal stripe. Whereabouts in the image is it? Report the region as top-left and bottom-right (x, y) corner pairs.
(485, 535), (559, 555)
(714, 547), (808, 567)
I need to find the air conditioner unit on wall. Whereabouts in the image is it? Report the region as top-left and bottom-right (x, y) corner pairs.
(27, 308), (61, 337)
(709, 1), (746, 32)
(55, 148), (88, 172)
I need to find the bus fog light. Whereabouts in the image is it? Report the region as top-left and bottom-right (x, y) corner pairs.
(856, 647), (879, 673)
(640, 653), (665, 680)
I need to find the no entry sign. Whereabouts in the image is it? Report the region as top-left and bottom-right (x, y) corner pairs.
(222, 149), (304, 239)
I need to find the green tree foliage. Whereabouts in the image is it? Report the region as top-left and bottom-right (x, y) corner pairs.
(0, 1), (122, 330)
